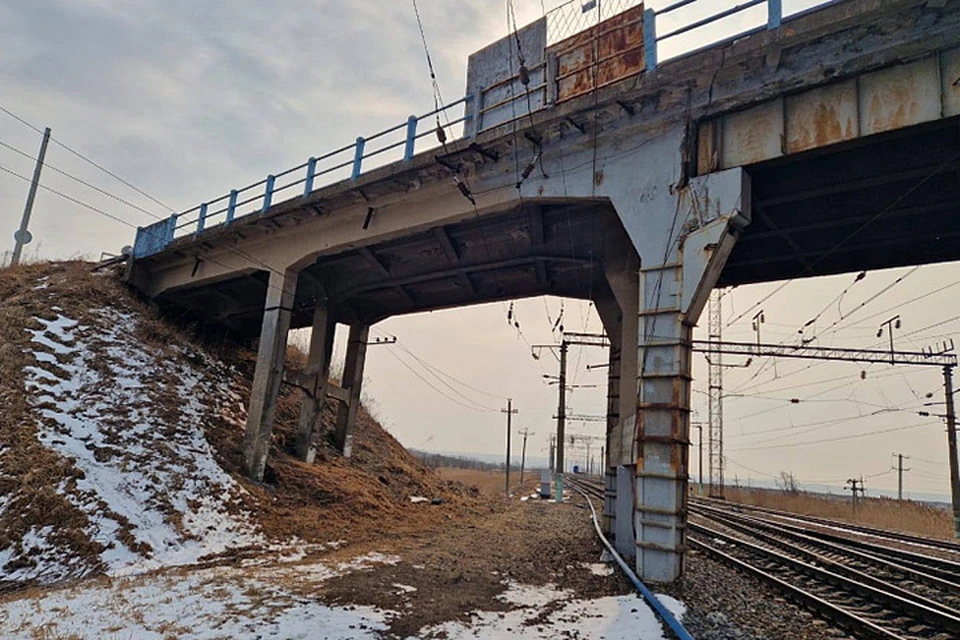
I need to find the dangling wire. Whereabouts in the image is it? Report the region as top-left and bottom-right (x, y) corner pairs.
(506, 0), (547, 188)
(411, 0), (449, 145)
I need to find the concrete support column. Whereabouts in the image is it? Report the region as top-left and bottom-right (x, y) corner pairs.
(244, 268), (298, 481)
(295, 306), (336, 462)
(334, 323), (370, 458)
(601, 245), (640, 560)
(594, 289), (621, 539)
(635, 263), (693, 581)
(599, 164), (749, 582)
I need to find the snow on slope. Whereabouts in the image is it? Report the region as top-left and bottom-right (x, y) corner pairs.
(5, 292), (263, 583)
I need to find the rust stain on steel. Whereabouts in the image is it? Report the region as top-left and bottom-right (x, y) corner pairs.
(859, 58), (940, 137)
(549, 4), (645, 104)
(785, 81), (858, 154)
(720, 99), (784, 168)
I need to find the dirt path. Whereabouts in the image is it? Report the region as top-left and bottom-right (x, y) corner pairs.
(318, 490), (634, 638)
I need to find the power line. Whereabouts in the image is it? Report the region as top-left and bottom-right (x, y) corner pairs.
(724, 149), (960, 330)
(384, 348), (498, 413)
(391, 340), (506, 400)
(0, 102), (174, 215)
(730, 420), (936, 452)
(0, 137), (162, 222)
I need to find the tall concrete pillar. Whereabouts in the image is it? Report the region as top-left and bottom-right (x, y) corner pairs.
(334, 323), (370, 458)
(244, 268), (298, 481)
(295, 305), (335, 462)
(600, 241), (641, 560)
(605, 165), (749, 582)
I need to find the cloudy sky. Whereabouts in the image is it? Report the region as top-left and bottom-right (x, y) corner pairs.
(3, 0), (957, 501)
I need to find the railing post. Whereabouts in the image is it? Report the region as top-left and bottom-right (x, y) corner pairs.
(263, 175), (276, 212)
(404, 116), (418, 161)
(166, 214), (178, 244)
(226, 189), (238, 225)
(352, 137), (365, 180)
(644, 8), (658, 72)
(767, 0), (782, 29)
(196, 203), (208, 234)
(304, 157), (317, 197)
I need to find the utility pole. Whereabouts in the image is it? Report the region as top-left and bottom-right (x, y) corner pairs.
(708, 290), (725, 498)
(518, 428), (534, 483)
(894, 452), (910, 502)
(11, 127), (51, 266)
(692, 422), (705, 496)
(944, 366), (960, 538)
(557, 341), (568, 501)
(549, 434), (556, 473)
(846, 477), (864, 510)
(877, 315), (902, 366)
(533, 332), (608, 503)
(502, 399), (518, 496)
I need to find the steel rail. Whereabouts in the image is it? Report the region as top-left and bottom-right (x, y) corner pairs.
(689, 537), (906, 640)
(691, 503), (960, 612)
(696, 497), (960, 553)
(691, 521), (960, 637)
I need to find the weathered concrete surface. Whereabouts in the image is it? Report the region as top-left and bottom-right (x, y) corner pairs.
(131, 0), (960, 581)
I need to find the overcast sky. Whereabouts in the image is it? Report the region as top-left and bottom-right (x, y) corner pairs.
(3, 0), (957, 501)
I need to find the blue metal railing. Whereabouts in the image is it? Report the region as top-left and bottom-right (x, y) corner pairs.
(134, 97), (472, 257)
(135, 0), (840, 260)
(643, 0), (831, 71)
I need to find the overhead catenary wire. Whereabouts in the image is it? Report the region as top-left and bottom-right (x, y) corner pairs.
(0, 102), (174, 215)
(0, 137), (163, 222)
(724, 149), (960, 331)
(384, 348), (499, 413)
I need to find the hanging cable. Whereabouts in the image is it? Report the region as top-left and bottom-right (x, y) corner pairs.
(411, 0), (450, 143)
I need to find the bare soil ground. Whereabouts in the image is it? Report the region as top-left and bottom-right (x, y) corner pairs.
(315, 492), (635, 638)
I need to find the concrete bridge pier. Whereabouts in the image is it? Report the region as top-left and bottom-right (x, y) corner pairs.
(334, 323), (370, 458)
(244, 271), (370, 480)
(610, 169), (749, 582)
(294, 305), (335, 463)
(596, 244), (640, 559)
(244, 268), (298, 481)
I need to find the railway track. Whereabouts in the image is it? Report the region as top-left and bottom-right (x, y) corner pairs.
(691, 501), (960, 639)
(695, 496), (960, 555)
(564, 475), (605, 502)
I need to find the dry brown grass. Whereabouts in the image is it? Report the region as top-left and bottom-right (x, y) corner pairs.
(436, 468), (541, 496)
(725, 486), (953, 539)
(1, 260), (485, 589)
(0, 262), (112, 583)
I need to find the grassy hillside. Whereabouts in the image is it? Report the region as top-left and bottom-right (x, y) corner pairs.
(0, 261), (474, 591)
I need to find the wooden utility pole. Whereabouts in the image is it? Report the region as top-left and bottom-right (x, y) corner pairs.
(12, 127), (51, 266)
(518, 428), (534, 483)
(502, 399), (518, 496)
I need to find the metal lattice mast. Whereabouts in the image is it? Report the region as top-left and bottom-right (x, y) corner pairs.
(707, 290), (725, 498)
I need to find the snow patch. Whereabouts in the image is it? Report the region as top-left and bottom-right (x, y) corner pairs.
(12, 309), (264, 583)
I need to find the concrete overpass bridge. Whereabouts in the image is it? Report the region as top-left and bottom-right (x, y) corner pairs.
(128, 0), (960, 583)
